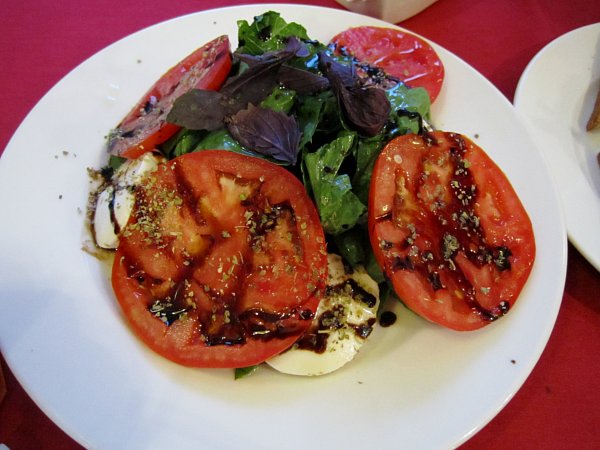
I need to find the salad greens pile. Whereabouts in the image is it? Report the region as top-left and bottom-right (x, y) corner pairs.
(126, 11), (432, 283)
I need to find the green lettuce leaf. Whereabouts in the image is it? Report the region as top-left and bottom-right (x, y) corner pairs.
(295, 90), (341, 151)
(304, 133), (366, 235)
(236, 11), (310, 55)
(260, 86), (296, 113)
(194, 129), (245, 152)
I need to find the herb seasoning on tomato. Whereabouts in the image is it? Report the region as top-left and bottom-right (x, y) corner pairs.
(368, 131), (535, 331)
(112, 151), (328, 367)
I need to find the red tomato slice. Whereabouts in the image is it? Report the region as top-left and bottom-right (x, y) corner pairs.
(112, 150), (328, 368)
(368, 132), (535, 331)
(109, 36), (232, 159)
(330, 26), (444, 102)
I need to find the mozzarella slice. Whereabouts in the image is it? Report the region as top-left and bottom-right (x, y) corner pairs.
(266, 253), (380, 376)
(93, 185), (119, 249)
(112, 187), (135, 231)
(92, 153), (163, 249)
(114, 152), (161, 187)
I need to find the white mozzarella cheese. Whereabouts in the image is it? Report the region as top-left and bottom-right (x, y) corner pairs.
(114, 152), (161, 187)
(92, 153), (163, 249)
(93, 185), (119, 249)
(266, 253), (380, 376)
(112, 187), (135, 231)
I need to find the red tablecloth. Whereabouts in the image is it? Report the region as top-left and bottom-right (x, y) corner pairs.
(1, 0), (599, 448)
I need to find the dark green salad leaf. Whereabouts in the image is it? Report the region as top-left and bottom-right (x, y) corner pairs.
(304, 133), (366, 235)
(194, 129), (245, 153)
(234, 365), (260, 379)
(295, 90), (340, 151)
(333, 227), (366, 266)
(352, 135), (386, 204)
(260, 86), (296, 113)
(386, 83), (431, 136)
(108, 155), (126, 170)
(236, 11), (310, 55)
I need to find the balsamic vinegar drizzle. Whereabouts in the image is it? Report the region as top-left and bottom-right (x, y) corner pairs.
(120, 163), (319, 346)
(294, 278), (377, 354)
(380, 132), (512, 321)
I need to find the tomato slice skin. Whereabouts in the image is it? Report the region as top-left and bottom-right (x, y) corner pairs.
(109, 36), (232, 159)
(330, 26), (444, 102)
(368, 131), (535, 331)
(112, 150), (328, 368)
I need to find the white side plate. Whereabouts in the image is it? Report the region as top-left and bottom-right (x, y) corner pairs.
(515, 22), (600, 272)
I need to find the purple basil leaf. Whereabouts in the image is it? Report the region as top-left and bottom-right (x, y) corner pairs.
(223, 36), (311, 107)
(166, 89), (239, 130)
(277, 65), (329, 94)
(236, 36), (308, 67)
(220, 61), (280, 107)
(284, 35), (310, 58)
(339, 85), (391, 136)
(234, 51), (282, 69)
(318, 51), (355, 89)
(226, 104), (300, 165)
(167, 37), (314, 133)
(318, 51), (391, 136)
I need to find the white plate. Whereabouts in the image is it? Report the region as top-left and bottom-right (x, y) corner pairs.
(0, 4), (567, 449)
(515, 23), (600, 272)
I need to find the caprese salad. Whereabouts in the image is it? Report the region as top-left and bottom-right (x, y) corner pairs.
(87, 11), (535, 377)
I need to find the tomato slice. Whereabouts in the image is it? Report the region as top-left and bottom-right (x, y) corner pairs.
(109, 36), (232, 159)
(112, 150), (328, 368)
(368, 132), (535, 331)
(330, 26), (444, 102)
